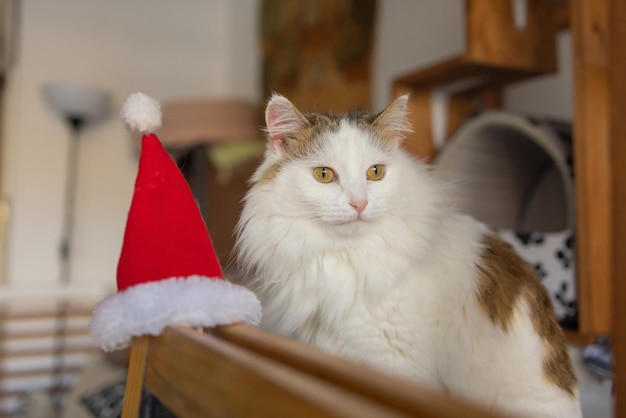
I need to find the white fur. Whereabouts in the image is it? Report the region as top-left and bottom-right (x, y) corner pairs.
(90, 276), (262, 352)
(121, 92), (162, 135)
(236, 121), (582, 417)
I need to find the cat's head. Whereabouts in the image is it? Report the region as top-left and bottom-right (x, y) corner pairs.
(245, 94), (434, 239)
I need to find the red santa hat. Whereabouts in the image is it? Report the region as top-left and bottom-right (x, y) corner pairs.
(90, 92), (261, 352)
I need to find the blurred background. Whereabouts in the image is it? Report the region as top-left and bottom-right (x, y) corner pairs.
(0, 0), (575, 299)
(0, 1), (615, 417)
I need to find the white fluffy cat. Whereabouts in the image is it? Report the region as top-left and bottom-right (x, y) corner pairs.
(236, 94), (582, 418)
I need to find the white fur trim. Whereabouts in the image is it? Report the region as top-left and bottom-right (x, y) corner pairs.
(90, 276), (262, 352)
(121, 92), (162, 135)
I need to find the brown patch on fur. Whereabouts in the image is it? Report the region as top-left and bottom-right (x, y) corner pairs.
(278, 113), (341, 160)
(254, 113), (342, 185)
(256, 163), (283, 185)
(476, 234), (577, 396)
(276, 108), (398, 160)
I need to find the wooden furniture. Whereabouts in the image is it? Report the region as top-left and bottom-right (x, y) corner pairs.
(571, 0), (618, 339)
(572, 2), (626, 408)
(393, 0), (558, 160)
(393, 0), (625, 415)
(393, 0), (623, 336)
(610, 2), (626, 415)
(121, 325), (503, 418)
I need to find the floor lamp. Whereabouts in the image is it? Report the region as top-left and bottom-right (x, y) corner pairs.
(42, 83), (110, 413)
(43, 83), (110, 285)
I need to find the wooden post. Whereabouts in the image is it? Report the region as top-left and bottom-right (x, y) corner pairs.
(466, 0), (556, 72)
(609, 0), (626, 414)
(121, 336), (150, 418)
(573, 0), (626, 412)
(571, 0), (612, 336)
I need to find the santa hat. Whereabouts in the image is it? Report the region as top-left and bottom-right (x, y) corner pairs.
(90, 92), (261, 352)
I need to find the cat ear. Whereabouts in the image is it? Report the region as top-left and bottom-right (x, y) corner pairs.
(265, 94), (310, 156)
(372, 94), (412, 144)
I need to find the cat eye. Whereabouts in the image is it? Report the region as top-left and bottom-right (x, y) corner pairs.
(366, 164), (386, 181)
(313, 167), (336, 183)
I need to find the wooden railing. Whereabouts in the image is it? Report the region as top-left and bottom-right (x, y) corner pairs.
(122, 325), (504, 418)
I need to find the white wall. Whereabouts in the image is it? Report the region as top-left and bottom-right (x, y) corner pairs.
(1, 0), (260, 297)
(373, 0), (465, 112)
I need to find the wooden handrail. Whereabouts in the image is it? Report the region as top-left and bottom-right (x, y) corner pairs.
(122, 325), (503, 418)
(209, 325), (500, 418)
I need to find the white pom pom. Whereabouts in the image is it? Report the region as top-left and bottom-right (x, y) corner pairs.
(121, 92), (162, 135)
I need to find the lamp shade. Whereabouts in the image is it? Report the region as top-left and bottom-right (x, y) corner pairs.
(43, 83), (111, 125)
(158, 99), (260, 149)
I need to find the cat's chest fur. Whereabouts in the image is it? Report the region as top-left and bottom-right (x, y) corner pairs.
(251, 210), (484, 382)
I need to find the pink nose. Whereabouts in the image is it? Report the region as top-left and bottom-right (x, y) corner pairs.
(349, 200), (368, 215)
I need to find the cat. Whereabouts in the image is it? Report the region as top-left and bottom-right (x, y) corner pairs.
(235, 94), (582, 418)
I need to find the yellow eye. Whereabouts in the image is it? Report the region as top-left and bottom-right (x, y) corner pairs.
(367, 164), (385, 181)
(313, 167), (336, 183)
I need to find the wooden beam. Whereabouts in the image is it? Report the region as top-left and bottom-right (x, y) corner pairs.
(555, 0), (570, 31)
(208, 325), (501, 418)
(466, 0), (557, 72)
(445, 94), (478, 141)
(132, 326), (504, 418)
(145, 327), (410, 418)
(121, 336), (150, 418)
(571, 0), (612, 335)
(609, 0), (626, 415)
